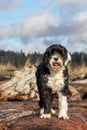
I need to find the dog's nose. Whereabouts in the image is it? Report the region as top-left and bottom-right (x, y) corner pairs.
(54, 57), (58, 61)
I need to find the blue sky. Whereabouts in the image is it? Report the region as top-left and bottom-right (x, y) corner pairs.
(0, 0), (87, 54)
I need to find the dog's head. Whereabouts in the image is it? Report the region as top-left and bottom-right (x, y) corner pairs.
(43, 44), (71, 71)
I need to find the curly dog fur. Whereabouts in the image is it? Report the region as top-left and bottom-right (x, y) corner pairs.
(36, 44), (71, 119)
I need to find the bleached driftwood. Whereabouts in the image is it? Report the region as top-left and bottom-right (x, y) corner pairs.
(0, 66), (39, 101)
(0, 66), (85, 101)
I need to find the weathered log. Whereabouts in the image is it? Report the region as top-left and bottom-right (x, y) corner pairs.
(0, 66), (39, 101)
(0, 109), (33, 123)
(70, 73), (87, 82)
(0, 66), (86, 101)
(0, 74), (10, 81)
(0, 100), (87, 130)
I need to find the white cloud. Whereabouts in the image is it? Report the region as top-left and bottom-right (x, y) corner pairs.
(0, 0), (22, 10)
(21, 42), (47, 54)
(13, 10), (87, 43)
(0, 0), (87, 53)
(0, 24), (11, 40)
(42, 0), (87, 12)
(75, 12), (87, 22)
(67, 11), (87, 42)
(55, 0), (87, 4)
(14, 12), (60, 42)
(0, 41), (47, 54)
(45, 0), (87, 7)
(1, 9), (87, 53)
(0, 42), (18, 52)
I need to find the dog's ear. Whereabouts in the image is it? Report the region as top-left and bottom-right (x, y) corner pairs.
(65, 53), (71, 66)
(43, 52), (49, 64)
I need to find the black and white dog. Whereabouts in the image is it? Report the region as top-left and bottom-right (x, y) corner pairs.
(36, 44), (71, 119)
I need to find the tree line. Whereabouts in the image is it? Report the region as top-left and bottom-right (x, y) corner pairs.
(0, 50), (87, 68)
(71, 52), (87, 68)
(0, 50), (42, 68)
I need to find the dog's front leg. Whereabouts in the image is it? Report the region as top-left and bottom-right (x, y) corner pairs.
(40, 88), (52, 119)
(58, 92), (69, 120)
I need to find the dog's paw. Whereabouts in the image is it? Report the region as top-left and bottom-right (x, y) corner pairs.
(40, 108), (56, 115)
(40, 108), (44, 115)
(51, 108), (56, 114)
(40, 113), (51, 119)
(58, 114), (69, 120)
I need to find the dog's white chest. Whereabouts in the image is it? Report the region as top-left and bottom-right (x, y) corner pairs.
(47, 70), (64, 92)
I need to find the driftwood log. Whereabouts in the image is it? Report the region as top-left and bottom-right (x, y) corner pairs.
(0, 100), (86, 130)
(0, 66), (86, 101)
(0, 67), (38, 101)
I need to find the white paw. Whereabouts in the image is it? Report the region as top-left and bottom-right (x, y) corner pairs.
(40, 108), (56, 115)
(40, 108), (44, 115)
(58, 114), (69, 120)
(40, 113), (51, 119)
(51, 108), (56, 114)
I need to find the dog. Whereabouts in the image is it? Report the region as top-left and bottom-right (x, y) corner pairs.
(36, 44), (71, 119)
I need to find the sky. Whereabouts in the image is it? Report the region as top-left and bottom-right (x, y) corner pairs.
(0, 0), (87, 54)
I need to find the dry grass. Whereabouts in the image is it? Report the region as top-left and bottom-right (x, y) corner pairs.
(24, 59), (33, 68)
(0, 62), (17, 76)
(68, 64), (87, 77)
(0, 61), (87, 77)
(0, 62), (16, 71)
